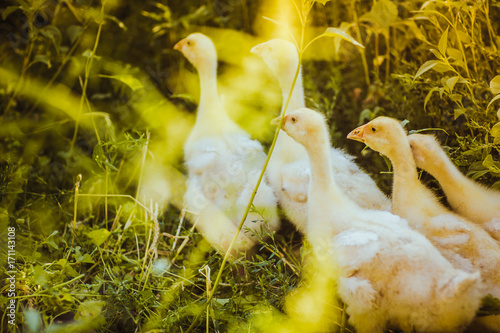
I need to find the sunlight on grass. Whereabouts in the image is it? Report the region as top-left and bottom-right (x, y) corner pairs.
(1, 0), (500, 331)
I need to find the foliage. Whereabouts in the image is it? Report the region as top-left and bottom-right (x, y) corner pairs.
(1, 0), (500, 332)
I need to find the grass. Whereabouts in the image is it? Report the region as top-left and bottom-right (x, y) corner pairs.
(1, 0), (500, 332)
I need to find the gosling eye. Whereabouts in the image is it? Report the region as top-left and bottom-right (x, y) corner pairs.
(291, 116), (297, 123)
(371, 126), (376, 132)
(187, 40), (192, 46)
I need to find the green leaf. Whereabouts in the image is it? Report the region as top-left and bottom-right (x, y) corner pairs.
(82, 49), (93, 58)
(430, 48), (444, 60)
(445, 76), (459, 92)
(454, 108), (466, 119)
(30, 54), (51, 69)
(64, 264), (80, 278)
(59, 293), (74, 303)
(488, 94), (500, 109)
(369, 0), (398, 29)
(2, 6), (21, 20)
(446, 47), (462, 61)
(215, 298), (231, 306)
(93, 143), (106, 169)
(323, 27), (364, 48)
(432, 62), (454, 73)
(75, 300), (106, 320)
(424, 87), (440, 110)
(87, 228), (111, 246)
(33, 265), (48, 286)
(438, 27), (449, 56)
(76, 253), (95, 264)
(45, 230), (59, 250)
(99, 74), (144, 91)
(23, 309), (41, 333)
(40, 25), (62, 54)
(490, 75), (500, 95)
(15, 0), (30, 11)
(67, 25), (84, 44)
(414, 60), (439, 80)
(478, 295), (500, 317)
(314, 0), (331, 4)
(483, 155), (500, 174)
(490, 122), (500, 138)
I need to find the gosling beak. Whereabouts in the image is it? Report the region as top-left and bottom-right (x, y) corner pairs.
(347, 124), (367, 143)
(270, 116), (283, 127)
(250, 44), (263, 55)
(173, 38), (186, 51)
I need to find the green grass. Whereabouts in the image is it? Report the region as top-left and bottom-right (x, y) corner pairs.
(1, 0), (500, 332)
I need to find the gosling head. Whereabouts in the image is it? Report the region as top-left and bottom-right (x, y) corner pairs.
(250, 39), (299, 82)
(347, 116), (408, 158)
(408, 133), (443, 171)
(174, 33), (217, 71)
(271, 108), (329, 148)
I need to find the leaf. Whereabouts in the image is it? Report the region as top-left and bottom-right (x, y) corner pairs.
(76, 253), (95, 264)
(40, 25), (62, 54)
(45, 230), (59, 250)
(483, 155), (500, 174)
(454, 108), (466, 119)
(82, 49), (93, 58)
(93, 143), (106, 169)
(369, 0), (398, 29)
(488, 94), (500, 109)
(23, 309), (41, 333)
(446, 47), (462, 61)
(64, 264), (80, 277)
(33, 265), (48, 286)
(414, 60), (439, 80)
(449, 94), (462, 103)
(424, 87), (440, 110)
(432, 62), (454, 73)
(87, 228), (111, 246)
(30, 54), (51, 69)
(445, 76), (459, 92)
(430, 49), (444, 60)
(214, 298), (231, 306)
(75, 300), (106, 320)
(438, 27), (449, 56)
(2, 6), (21, 20)
(323, 27), (364, 48)
(490, 122), (500, 138)
(67, 25), (84, 44)
(99, 74), (144, 91)
(490, 75), (500, 95)
(478, 295), (500, 317)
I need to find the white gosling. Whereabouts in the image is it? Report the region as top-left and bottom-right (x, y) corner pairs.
(251, 39), (390, 233)
(349, 117), (500, 332)
(277, 108), (482, 333)
(174, 33), (279, 255)
(409, 133), (500, 241)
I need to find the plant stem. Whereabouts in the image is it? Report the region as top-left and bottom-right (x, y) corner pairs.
(185, 5), (309, 333)
(3, 14), (36, 117)
(385, 28), (390, 83)
(351, 0), (370, 87)
(27, 27), (87, 115)
(70, 1), (106, 154)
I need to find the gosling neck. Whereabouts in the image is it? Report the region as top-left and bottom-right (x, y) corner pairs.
(273, 67), (307, 160)
(387, 141), (424, 215)
(305, 128), (352, 207)
(197, 60), (220, 114)
(280, 66), (305, 114)
(425, 152), (467, 194)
